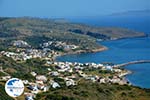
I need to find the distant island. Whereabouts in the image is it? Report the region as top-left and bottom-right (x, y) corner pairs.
(109, 9), (150, 17)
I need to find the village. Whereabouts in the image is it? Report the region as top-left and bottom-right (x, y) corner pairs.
(0, 40), (79, 61)
(0, 40), (131, 100)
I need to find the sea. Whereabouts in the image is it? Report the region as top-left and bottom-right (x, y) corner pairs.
(57, 16), (150, 88)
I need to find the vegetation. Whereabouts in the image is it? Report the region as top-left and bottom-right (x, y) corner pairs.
(0, 56), (48, 77)
(35, 80), (150, 100)
(0, 17), (145, 52)
(0, 56), (150, 100)
(0, 83), (14, 100)
(0, 17), (148, 100)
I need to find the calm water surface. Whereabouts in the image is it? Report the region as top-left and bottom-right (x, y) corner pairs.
(57, 16), (150, 88)
(57, 37), (150, 88)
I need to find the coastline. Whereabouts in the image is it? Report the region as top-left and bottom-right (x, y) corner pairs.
(55, 36), (148, 61)
(98, 34), (148, 42)
(55, 36), (150, 89)
(54, 43), (133, 87)
(54, 46), (108, 61)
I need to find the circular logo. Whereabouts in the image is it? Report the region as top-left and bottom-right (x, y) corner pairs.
(5, 78), (24, 97)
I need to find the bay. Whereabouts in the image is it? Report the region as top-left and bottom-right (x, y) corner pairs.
(57, 37), (150, 88)
(57, 16), (150, 88)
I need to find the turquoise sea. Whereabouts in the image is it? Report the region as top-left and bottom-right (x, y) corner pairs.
(57, 17), (150, 88)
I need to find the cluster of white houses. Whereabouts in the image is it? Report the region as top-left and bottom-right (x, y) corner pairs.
(0, 49), (59, 61)
(41, 41), (79, 51)
(0, 40), (80, 61)
(0, 40), (131, 100)
(0, 60), (130, 100)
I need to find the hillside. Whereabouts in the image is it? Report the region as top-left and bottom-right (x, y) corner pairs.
(0, 17), (146, 52)
(35, 81), (150, 100)
(0, 56), (150, 100)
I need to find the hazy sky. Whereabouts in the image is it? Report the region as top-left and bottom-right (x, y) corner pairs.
(0, 0), (149, 18)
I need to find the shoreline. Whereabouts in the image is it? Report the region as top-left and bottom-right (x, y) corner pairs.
(54, 36), (148, 61)
(97, 34), (148, 42)
(54, 46), (108, 61)
(118, 60), (150, 89)
(54, 36), (150, 89)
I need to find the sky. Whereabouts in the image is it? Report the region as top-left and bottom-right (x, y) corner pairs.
(0, 0), (149, 18)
